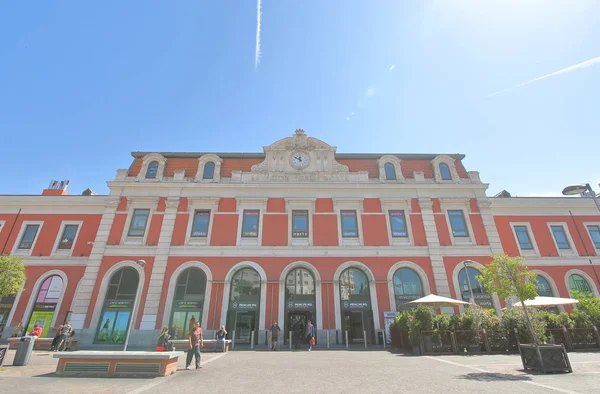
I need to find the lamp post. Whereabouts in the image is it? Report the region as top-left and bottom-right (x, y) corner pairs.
(562, 184), (600, 289)
(123, 259), (146, 351)
(462, 260), (475, 304)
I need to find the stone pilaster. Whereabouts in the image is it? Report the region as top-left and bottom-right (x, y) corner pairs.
(418, 198), (451, 298)
(477, 198), (504, 255)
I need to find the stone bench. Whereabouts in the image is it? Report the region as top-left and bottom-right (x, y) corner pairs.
(54, 351), (180, 377)
(8, 337), (78, 351)
(170, 339), (231, 352)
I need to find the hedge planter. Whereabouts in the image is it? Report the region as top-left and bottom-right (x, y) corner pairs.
(519, 344), (572, 373)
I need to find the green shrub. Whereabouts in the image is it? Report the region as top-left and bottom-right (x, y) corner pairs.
(390, 310), (410, 332)
(539, 311), (574, 329)
(433, 313), (451, 331)
(572, 291), (600, 328)
(571, 308), (594, 329)
(407, 305), (434, 345)
(501, 307), (547, 343)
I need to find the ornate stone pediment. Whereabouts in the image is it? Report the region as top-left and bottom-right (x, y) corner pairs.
(239, 129), (366, 183)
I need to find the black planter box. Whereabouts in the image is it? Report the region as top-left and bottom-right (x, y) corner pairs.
(519, 344), (572, 373)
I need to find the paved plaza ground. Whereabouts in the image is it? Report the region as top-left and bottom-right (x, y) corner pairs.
(1, 348), (599, 393)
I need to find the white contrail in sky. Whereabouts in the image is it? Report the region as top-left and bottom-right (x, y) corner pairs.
(255, 0), (262, 69)
(389, 65), (395, 71)
(487, 55), (600, 98)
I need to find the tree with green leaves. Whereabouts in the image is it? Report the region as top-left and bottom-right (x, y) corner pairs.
(0, 255), (27, 297)
(477, 254), (540, 345)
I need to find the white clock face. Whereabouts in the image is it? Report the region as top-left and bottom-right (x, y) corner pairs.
(291, 152), (310, 169)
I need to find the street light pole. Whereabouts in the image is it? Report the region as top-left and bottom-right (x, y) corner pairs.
(463, 261), (475, 304)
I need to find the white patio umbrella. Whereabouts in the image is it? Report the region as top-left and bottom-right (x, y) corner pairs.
(407, 294), (471, 309)
(511, 296), (579, 308)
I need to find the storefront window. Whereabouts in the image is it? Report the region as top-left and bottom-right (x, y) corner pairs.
(227, 268), (261, 344)
(169, 268), (206, 339)
(568, 274), (592, 296)
(340, 268), (369, 302)
(95, 267), (139, 344)
(458, 266), (494, 310)
(536, 275), (554, 297)
(393, 268), (424, 311)
(286, 268), (315, 297)
(26, 275), (63, 337)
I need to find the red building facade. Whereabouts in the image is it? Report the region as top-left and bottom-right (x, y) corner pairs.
(1, 130), (599, 347)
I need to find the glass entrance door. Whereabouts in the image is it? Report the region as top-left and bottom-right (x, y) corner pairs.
(234, 311), (255, 344)
(285, 311), (314, 344)
(344, 311), (364, 343)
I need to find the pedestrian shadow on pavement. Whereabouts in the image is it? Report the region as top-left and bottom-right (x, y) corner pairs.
(457, 372), (532, 382)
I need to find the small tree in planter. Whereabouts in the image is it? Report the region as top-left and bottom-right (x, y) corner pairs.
(478, 254), (572, 373)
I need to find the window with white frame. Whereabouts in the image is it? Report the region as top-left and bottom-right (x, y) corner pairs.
(58, 224), (79, 250)
(384, 163), (397, 181)
(146, 161), (159, 179)
(292, 210), (309, 238)
(448, 210), (469, 237)
(203, 162), (215, 180)
(340, 210), (359, 238)
(514, 225), (533, 250)
(587, 225), (600, 249)
(190, 210), (210, 238)
(18, 224), (40, 249)
(550, 225), (571, 249)
(241, 210), (260, 238)
(128, 209), (150, 237)
(389, 210), (408, 238)
(439, 163), (452, 180)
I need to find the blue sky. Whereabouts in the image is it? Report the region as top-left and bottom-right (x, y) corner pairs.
(1, 1), (599, 196)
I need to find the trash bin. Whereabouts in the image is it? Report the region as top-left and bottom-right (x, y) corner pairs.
(13, 336), (35, 366)
(377, 331), (384, 345)
(0, 344), (8, 367)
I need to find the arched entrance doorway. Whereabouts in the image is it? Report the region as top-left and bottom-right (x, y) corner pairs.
(226, 267), (261, 344)
(339, 267), (374, 345)
(95, 267), (139, 344)
(458, 266), (495, 312)
(0, 295), (17, 337)
(392, 268), (424, 312)
(284, 267), (316, 345)
(169, 267), (207, 340)
(26, 275), (64, 338)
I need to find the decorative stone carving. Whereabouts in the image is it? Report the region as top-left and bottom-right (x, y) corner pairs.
(115, 169), (129, 181)
(413, 171), (425, 182)
(468, 171), (481, 183)
(136, 153), (167, 182)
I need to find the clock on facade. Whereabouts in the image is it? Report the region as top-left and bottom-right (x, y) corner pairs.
(291, 152), (310, 169)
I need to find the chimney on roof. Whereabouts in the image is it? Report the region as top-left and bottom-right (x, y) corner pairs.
(81, 188), (98, 196)
(42, 180), (69, 196)
(494, 190), (512, 198)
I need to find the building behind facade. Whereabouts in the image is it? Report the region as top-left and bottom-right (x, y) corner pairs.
(1, 129), (599, 347)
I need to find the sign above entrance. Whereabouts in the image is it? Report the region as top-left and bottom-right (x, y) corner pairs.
(105, 300), (134, 309)
(175, 301), (203, 310)
(33, 302), (57, 312)
(287, 301), (314, 310)
(231, 301), (258, 310)
(461, 293), (494, 309)
(342, 301), (370, 310)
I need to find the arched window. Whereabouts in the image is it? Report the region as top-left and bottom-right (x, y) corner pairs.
(203, 162), (215, 180)
(536, 275), (554, 297)
(340, 268), (369, 301)
(393, 268), (424, 311)
(384, 163), (396, 181)
(285, 268), (317, 343)
(227, 267), (261, 344)
(26, 275), (63, 337)
(0, 294), (17, 336)
(96, 267), (140, 344)
(146, 161), (159, 179)
(286, 268), (315, 298)
(568, 274), (592, 295)
(339, 267), (374, 345)
(439, 163), (451, 180)
(458, 266), (494, 310)
(170, 268), (207, 339)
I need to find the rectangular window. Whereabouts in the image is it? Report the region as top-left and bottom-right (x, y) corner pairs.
(58, 224), (79, 250)
(448, 210), (469, 237)
(514, 225), (533, 250)
(241, 209), (260, 238)
(588, 225), (600, 249)
(550, 225), (571, 249)
(18, 224), (40, 249)
(389, 210), (408, 237)
(340, 210), (358, 238)
(292, 210), (309, 238)
(190, 210), (210, 237)
(128, 209), (150, 237)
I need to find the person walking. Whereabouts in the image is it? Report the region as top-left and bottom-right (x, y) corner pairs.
(156, 326), (170, 351)
(58, 321), (72, 351)
(269, 321), (281, 351)
(213, 325), (227, 352)
(185, 322), (203, 370)
(293, 318), (302, 350)
(306, 320), (315, 351)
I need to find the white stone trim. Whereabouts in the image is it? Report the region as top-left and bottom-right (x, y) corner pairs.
(431, 155), (459, 183)
(161, 261), (213, 330)
(89, 261), (146, 336)
(546, 222), (578, 257)
(334, 199), (364, 247)
(386, 261), (431, 313)
(564, 269), (600, 297)
(381, 199), (413, 246)
(451, 261), (501, 315)
(121, 199), (158, 246)
(220, 261), (268, 332)
(583, 222), (600, 250)
(236, 199), (267, 246)
(195, 154), (223, 183)
(333, 261), (380, 330)
(52, 220), (84, 257)
(22, 270), (68, 335)
(377, 155), (404, 183)
(135, 153), (167, 182)
(277, 261), (323, 329)
(510, 222), (540, 257)
(286, 198), (315, 247)
(12, 221), (44, 256)
(184, 198), (219, 246)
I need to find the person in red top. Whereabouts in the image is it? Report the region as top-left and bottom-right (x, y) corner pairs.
(29, 324), (43, 338)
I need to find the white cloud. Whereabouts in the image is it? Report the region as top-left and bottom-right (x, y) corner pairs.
(366, 87), (376, 97)
(254, 0), (262, 69)
(389, 65), (395, 71)
(487, 55), (600, 98)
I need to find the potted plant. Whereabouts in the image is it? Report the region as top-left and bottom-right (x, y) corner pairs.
(478, 254), (572, 373)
